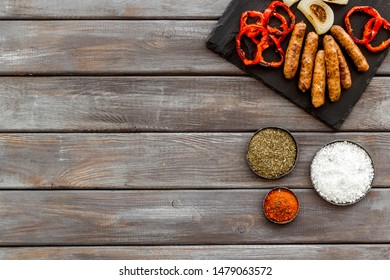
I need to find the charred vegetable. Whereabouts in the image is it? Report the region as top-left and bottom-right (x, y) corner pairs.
(282, 0), (300, 7)
(298, 0), (334, 35)
(322, 0), (348, 5)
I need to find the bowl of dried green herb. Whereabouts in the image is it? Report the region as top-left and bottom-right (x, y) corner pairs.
(246, 127), (298, 179)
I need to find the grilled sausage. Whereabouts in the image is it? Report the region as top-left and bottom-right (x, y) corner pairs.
(334, 41), (352, 89)
(311, 50), (326, 108)
(298, 31), (319, 92)
(330, 25), (369, 72)
(323, 35), (341, 102)
(284, 22), (307, 79)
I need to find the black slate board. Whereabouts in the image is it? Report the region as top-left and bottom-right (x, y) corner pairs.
(207, 0), (390, 129)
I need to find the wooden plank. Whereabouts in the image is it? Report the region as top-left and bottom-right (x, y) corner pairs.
(1, 76), (390, 132)
(0, 189), (390, 245)
(0, 133), (388, 189)
(0, 21), (234, 75)
(0, 21), (389, 75)
(1, 245), (389, 259)
(0, 0), (229, 19)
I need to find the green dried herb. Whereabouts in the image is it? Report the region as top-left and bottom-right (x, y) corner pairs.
(247, 127), (297, 179)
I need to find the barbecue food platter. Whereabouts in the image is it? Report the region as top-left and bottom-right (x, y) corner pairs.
(206, 0), (389, 129)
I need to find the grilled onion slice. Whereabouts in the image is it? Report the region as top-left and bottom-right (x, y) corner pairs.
(298, 0), (334, 35)
(282, 0), (301, 7)
(322, 0), (348, 5)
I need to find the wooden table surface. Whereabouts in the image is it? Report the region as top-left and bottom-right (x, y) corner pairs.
(0, 0), (390, 260)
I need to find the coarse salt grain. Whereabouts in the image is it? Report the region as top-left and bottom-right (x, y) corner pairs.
(310, 141), (374, 205)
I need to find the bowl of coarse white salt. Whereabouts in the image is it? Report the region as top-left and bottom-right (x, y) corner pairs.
(310, 140), (375, 206)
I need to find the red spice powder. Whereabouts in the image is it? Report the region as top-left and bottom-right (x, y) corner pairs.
(263, 188), (299, 224)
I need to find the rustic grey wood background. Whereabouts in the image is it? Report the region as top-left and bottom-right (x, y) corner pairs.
(0, 0), (389, 259)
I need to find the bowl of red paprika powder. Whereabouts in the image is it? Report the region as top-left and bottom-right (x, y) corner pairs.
(263, 187), (300, 224)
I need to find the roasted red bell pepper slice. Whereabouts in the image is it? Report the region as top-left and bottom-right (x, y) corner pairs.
(236, 25), (269, 65)
(345, 6), (383, 45)
(365, 19), (390, 52)
(240, 10), (264, 30)
(236, 1), (295, 67)
(259, 35), (285, 68)
(262, 1), (295, 38)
